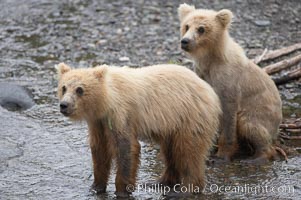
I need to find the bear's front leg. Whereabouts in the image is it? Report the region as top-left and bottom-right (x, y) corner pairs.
(114, 132), (140, 198)
(88, 120), (114, 194)
(216, 93), (239, 162)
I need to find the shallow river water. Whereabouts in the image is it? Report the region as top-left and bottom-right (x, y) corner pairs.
(0, 0), (300, 199)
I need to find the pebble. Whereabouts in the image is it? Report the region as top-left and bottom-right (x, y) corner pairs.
(285, 83), (294, 89)
(96, 39), (107, 45)
(254, 20), (271, 27)
(116, 29), (122, 35)
(119, 56), (130, 62)
(87, 43), (95, 48)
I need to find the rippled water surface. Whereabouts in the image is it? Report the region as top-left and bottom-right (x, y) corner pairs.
(0, 0), (300, 199)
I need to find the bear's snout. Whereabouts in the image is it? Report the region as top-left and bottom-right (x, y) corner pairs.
(60, 101), (70, 116)
(181, 38), (191, 51)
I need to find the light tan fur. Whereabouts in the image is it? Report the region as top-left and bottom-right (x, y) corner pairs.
(178, 4), (282, 163)
(56, 63), (221, 196)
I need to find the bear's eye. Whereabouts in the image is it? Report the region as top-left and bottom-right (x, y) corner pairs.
(76, 87), (84, 96)
(62, 86), (66, 95)
(198, 26), (205, 34)
(185, 25), (189, 32)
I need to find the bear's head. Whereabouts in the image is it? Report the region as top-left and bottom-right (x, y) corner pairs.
(178, 3), (233, 58)
(56, 63), (107, 121)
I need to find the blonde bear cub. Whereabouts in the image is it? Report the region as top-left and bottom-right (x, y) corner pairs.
(178, 4), (282, 163)
(56, 63), (221, 196)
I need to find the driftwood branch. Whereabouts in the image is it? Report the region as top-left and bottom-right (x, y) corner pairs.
(253, 48), (268, 64)
(253, 44), (301, 86)
(273, 68), (301, 85)
(279, 119), (301, 141)
(254, 43), (301, 64)
(280, 123), (301, 129)
(279, 132), (301, 140)
(284, 129), (301, 133)
(263, 54), (301, 75)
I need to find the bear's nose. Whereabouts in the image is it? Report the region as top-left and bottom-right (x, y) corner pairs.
(181, 38), (190, 50)
(181, 38), (190, 45)
(60, 101), (69, 113)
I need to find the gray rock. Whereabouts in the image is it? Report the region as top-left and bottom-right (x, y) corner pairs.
(0, 83), (35, 111)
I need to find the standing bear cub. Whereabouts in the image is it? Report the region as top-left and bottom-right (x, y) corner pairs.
(56, 63), (221, 197)
(178, 4), (282, 163)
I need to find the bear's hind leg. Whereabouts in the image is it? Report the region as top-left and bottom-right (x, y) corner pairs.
(158, 137), (180, 187)
(238, 122), (278, 164)
(159, 134), (206, 193)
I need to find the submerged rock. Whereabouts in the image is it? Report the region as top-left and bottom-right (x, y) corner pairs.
(0, 83), (35, 111)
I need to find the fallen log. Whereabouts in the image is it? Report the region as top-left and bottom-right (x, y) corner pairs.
(294, 118), (301, 123)
(254, 43), (301, 64)
(284, 129), (301, 133)
(279, 132), (301, 140)
(280, 123), (301, 129)
(273, 68), (301, 85)
(263, 54), (301, 75)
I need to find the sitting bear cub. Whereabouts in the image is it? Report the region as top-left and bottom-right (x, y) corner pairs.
(178, 4), (282, 163)
(56, 63), (221, 197)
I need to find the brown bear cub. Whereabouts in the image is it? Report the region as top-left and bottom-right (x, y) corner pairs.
(178, 4), (282, 163)
(56, 63), (221, 197)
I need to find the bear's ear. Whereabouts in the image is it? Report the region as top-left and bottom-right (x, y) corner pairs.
(216, 9), (233, 27)
(56, 63), (71, 79)
(93, 65), (107, 80)
(178, 3), (195, 21)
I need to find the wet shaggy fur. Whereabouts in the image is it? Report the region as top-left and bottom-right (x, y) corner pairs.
(178, 4), (282, 163)
(56, 63), (221, 196)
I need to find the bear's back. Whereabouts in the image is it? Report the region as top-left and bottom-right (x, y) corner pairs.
(107, 64), (221, 140)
